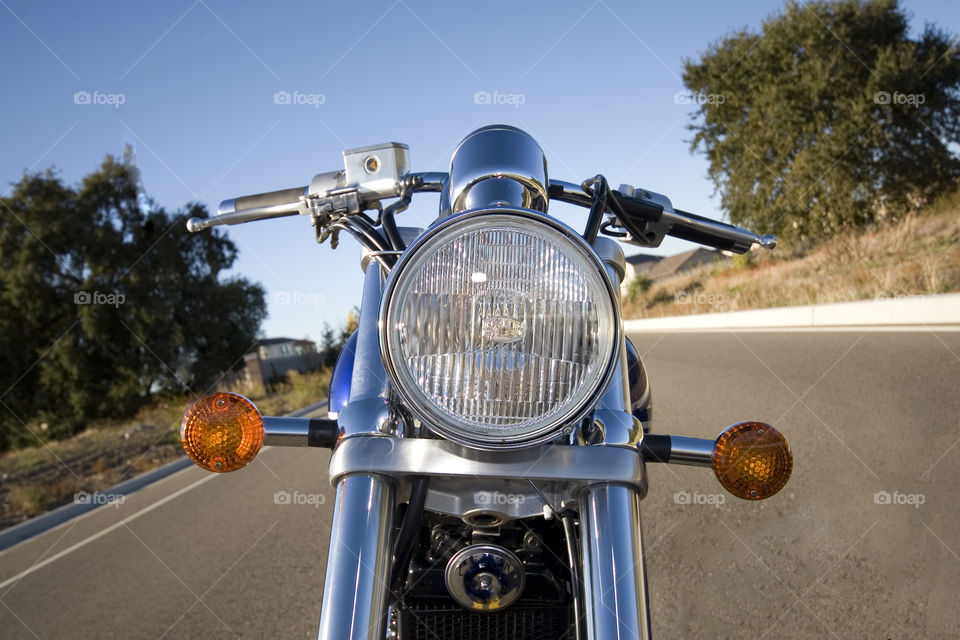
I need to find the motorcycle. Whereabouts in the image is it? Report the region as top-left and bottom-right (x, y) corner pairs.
(179, 124), (792, 640)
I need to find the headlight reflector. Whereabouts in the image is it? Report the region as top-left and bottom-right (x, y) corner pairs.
(380, 210), (618, 448)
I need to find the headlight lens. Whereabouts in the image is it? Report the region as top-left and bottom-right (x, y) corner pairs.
(380, 210), (618, 448)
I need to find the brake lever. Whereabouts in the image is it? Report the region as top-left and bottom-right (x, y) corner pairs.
(186, 202), (303, 232)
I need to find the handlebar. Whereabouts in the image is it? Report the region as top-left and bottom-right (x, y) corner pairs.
(549, 180), (775, 253)
(188, 166), (774, 254)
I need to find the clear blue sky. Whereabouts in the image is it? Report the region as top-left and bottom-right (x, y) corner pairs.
(2, 0), (957, 343)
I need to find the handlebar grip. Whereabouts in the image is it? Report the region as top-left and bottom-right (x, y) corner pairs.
(667, 209), (744, 251)
(665, 208), (776, 253)
(220, 186), (307, 215)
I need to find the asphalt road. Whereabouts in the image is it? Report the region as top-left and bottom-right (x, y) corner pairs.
(1, 330), (959, 639)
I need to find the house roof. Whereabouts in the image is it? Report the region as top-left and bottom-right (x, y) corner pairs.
(255, 337), (309, 346)
(624, 253), (663, 276)
(625, 253), (662, 265)
(647, 248), (722, 280)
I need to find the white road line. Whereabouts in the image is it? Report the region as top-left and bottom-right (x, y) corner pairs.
(0, 472), (218, 590)
(627, 325), (960, 333)
(0, 400), (326, 555)
(623, 293), (960, 332)
(0, 459), (193, 557)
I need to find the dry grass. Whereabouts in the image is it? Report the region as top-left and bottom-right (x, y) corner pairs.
(235, 369), (332, 417)
(1, 367), (332, 529)
(622, 197), (960, 319)
(6, 485), (55, 517)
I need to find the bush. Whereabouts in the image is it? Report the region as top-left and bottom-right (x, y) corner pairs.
(625, 274), (653, 302)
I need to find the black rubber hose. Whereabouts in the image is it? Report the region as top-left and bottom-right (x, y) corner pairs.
(345, 214), (389, 252)
(331, 218), (388, 254)
(391, 476), (429, 593)
(582, 175), (608, 244)
(381, 192), (411, 251)
(561, 513), (585, 640)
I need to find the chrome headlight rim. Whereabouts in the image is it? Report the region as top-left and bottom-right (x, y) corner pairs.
(379, 207), (621, 450)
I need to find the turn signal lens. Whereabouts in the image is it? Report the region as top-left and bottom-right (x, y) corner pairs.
(713, 421), (792, 500)
(180, 393), (264, 473)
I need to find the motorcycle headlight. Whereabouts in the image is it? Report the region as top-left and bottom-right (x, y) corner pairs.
(380, 209), (619, 449)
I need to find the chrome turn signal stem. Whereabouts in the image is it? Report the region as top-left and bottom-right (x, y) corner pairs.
(262, 416), (338, 448)
(638, 434), (714, 467)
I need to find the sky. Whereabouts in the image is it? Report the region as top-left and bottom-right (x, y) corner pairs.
(2, 0), (958, 344)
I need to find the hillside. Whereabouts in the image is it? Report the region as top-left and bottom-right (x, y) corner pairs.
(622, 192), (960, 319)
(0, 369), (331, 530)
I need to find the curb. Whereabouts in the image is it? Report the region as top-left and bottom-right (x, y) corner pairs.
(624, 293), (960, 332)
(0, 398), (329, 552)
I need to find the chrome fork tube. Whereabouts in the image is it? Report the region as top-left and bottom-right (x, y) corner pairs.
(316, 475), (396, 640)
(317, 262), (397, 640)
(596, 245), (632, 419)
(578, 243), (652, 639)
(579, 484), (652, 640)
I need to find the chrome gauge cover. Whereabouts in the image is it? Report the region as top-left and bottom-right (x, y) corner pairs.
(379, 208), (620, 449)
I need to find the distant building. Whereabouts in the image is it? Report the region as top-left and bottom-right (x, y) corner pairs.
(621, 248), (728, 295)
(237, 337), (321, 387)
(623, 253), (663, 284)
(647, 248), (726, 280)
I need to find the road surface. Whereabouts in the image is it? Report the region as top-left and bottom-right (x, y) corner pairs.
(1, 330), (958, 639)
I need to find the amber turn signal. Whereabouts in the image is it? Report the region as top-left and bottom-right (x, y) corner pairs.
(180, 393), (264, 473)
(713, 421), (792, 500)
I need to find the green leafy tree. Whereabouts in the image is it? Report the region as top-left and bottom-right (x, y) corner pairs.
(683, 0), (960, 244)
(0, 156), (266, 449)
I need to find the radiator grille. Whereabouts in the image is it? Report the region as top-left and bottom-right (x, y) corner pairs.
(402, 601), (571, 640)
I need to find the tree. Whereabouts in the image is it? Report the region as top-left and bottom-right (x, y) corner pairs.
(317, 308), (359, 368)
(683, 0), (960, 244)
(0, 156), (266, 449)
